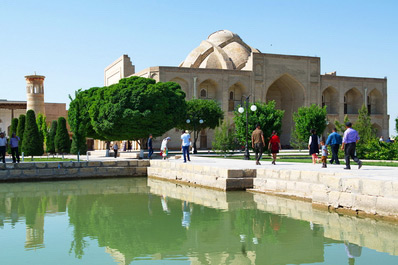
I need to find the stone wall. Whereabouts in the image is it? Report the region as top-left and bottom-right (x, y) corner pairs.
(0, 160), (149, 182)
(253, 168), (398, 219)
(148, 160), (255, 191)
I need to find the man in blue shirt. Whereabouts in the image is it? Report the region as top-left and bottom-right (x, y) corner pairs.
(326, 128), (342, 165)
(341, 122), (362, 170)
(181, 130), (191, 163)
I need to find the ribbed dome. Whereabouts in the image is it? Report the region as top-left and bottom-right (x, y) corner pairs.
(179, 30), (258, 70)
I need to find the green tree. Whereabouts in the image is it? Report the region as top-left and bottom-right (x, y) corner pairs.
(89, 77), (186, 148)
(395, 116), (398, 134)
(290, 127), (307, 150)
(293, 104), (327, 144)
(234, 100), (284, 149)
(69, 90), (87, 155)
(334, 115), (350, 133)
(17, 114), (26, 152)
(46, 120), (57, 154)
(22, 110), (44, 158)
(55, 117), (70, 154)
(212, 119), (237, 157)
(7, 118), (19, 154)
(36, 113), (47, 152)
(177, 98), (224, 152)
(353, 105), (376, 157)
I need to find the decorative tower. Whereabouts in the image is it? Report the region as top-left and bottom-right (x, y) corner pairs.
(25, 74), (45, 115)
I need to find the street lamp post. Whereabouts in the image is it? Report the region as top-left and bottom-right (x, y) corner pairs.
(186, 116), (203, 154)
(238, 95), (257, 160)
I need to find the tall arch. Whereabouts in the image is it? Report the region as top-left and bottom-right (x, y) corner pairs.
(344, 88), (362, 114)
(228, 82), (247, 111)
(266, 74), (305, 145)
(198, 79), (219, 100)
(368, 89), (383, 114)
(169, 77), (189, 98)
(322, 86), (338, 114)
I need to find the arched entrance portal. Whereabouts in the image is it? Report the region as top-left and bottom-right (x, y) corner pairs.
(266, 74), (305, 145)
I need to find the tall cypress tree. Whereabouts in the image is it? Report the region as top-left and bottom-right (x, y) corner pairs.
(46, 120), (57, 154)
(17, 114), (26, 152)
(22, 110), (44, 158)
(55, 117), (70, 154)
(36, 113), (47, 152)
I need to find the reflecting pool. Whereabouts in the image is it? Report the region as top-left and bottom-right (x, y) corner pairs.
(0, 177), (398, 265)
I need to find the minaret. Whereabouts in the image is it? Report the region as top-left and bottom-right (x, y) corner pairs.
(25, 74), (45, 115)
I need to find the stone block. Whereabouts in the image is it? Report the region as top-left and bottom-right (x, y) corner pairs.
(312, 190), (329, 204)
(328, 191), (341, 208)
(66, 168), (79, 175)
(37, 169), (54, 176)
(321, 175), (341, 191)
(115, 161), (129, 167)
(0, 170), (9, 179)
(353, 194), (377, 214)
(301, 171), (319, 183)
(128, 160), (138, 167)
(376, 197), (398, 216)
(5, 164), (15, 169)
(338, 192), (355, 208)
(342, 178), (360, 193)
(102, 161), (117, 167)
(88, 161), (102, 167)
(227, 169), (244, 178)
(15, 163), (34, 169)
(49, 162), (63, 168)
(135, 167), (147, 176)
(22, 169), (37, 176)
(35, 162), (47, 169)
(80, 167), (97, 175)
(138, 160), (150, 167)
(361, 179), (383, 197)
(279, 170), (291, 180)
(289, 170), (301, 181)
(0, 164), (5, 170)
(295, 182), (313, 197)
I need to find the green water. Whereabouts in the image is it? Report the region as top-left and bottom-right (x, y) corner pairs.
(0, 178), (397, 265)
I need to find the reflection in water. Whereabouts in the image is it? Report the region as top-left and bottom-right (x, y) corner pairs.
(0, 178), (397, 264)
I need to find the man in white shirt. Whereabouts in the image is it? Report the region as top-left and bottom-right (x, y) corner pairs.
(0, 132), (8, 163)
(181, 130), (191, 163)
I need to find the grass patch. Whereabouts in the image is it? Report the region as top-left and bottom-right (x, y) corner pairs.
(22, 158), (77, 162)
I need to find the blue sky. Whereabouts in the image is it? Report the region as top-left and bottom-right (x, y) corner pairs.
(1, 0), (397, 135)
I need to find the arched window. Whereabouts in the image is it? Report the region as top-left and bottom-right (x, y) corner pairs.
(200, 89), (207, 98)
(229, 91), (234, 100)
(344, 96), (347, 114)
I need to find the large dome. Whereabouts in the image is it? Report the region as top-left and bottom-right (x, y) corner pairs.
(179, 30), (259, 70)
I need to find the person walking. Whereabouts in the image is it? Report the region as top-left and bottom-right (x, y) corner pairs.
(148, 134), (153, 159)
(326, 128), (342, 165)
(268, 130), (281, 165)
(308, 129), (320, 164)
(320, 140), (328, 168)
(160, 137), (171, 160)
(9, 133), (20, 163)
(112, 142), (119, 158)
(251, 124), (265, 165)
(0, 132), (7, 163)
(341, 122), (362, 170)
(181, 130), (191, 163)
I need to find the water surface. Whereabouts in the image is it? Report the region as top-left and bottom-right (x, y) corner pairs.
(0, 177), (397, 264)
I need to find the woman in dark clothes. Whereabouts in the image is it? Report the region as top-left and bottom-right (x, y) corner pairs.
(308, 129), (320, 164)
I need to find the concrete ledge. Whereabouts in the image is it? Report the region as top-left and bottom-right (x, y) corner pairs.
(0, 160), (148, 182)
(253, 167), (398, 219)
(148, 160), (255, 191)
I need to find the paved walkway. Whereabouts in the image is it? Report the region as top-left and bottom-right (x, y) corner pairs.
(157, 155), (398, 181)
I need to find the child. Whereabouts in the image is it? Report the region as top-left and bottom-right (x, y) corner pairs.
(320, 140), (328, 168)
